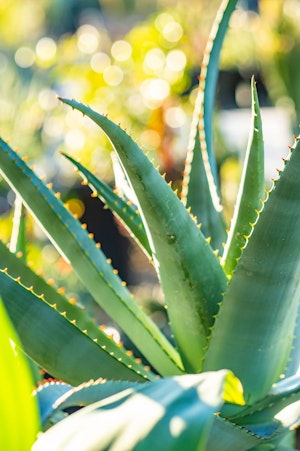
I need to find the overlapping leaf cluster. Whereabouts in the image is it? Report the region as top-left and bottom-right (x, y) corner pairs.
(1, 0), (300, 449)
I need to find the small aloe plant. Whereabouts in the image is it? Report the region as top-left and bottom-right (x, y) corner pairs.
(1, 0), (300, 449)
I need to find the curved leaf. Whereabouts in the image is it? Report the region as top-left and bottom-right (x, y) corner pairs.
(0, 269), (155, 384)
(181, 0), (238, 252)
(204, 138), (300, 404)
(33, 370), (238, 451)
(61, 152), (152, 257)
(0, 299), (40, 450)
(182, 128), (226, 253)
(59, 98), (228, 373)
(36, 379), (142, 428)
(0, 137), (182, 376)
(221, 77), (265, 275)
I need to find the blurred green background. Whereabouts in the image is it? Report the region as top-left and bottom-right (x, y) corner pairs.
(0, 0), (299, 326)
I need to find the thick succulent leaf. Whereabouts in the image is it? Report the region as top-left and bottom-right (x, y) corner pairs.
(199, 0), (238, 181)
(181, 128), (226, 254)
(0, 268), (155, 384)
(59, 98), (228, 374)
(0, 240), (155, 382)
(10, 194), (27, 260)
(61, 152), (152, 257)
(35, 381), (72, 427)
(203, 138), (300, 404)
(0, 137), (182, 376)
(248, 430), (298, 450)
(221, 77), (265, 275)
(0, 299), (40, 449)
(111, 151), (139, 206)
(181, 0), (238, 249)
(32, 370), (239, 451)
(205, 416), (263, 451)
(36, 379), (143, 428)
(227, 374), (300, 423)
(285, 297), (300, 377)
(221, 374), (300, 443)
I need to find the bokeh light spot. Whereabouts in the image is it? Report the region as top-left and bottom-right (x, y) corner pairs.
(111, 40), (132, 61)
(144, 48), (165, 73)
(90, 52), (111, 73)
(36, 37), (57, 63)
(162, 21), (183, 43)
(77, 24), (100, 54)
(67, 198), (85, 219)
(166, 50), (186, 72)
(38, 89), (58, 111)
(14, 47), (35, 68)
(65, 129), (86, 151)
(103, 65), (123, 86)
(141, 78), (170, 108)
(164, 107), (186, 128)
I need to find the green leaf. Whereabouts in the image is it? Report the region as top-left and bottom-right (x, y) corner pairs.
(205, 415), (263, 451)
(181, 128), (226, 254)
(182, 0), (238, 253)
(0, 137), (182, 377)
(203, 138), (300, 404)
(0, 268), (155, 384)
(36, 379), (143, 428)
(221, 77), (265, 275)
(0, 298), (40, 450)
(0, 239), (156, 383)
(10, 194), (27, 260)
(182, 0), (238, 206)
(61, 151), (152, 257)
(59, 98), (228, 374)
(32, 370), (237, 451)
(223, 374), (300, 441)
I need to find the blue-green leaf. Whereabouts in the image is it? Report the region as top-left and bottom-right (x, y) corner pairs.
(59, 98), (228, 374)
(221, 77), (265, 275)
(61, 152), (152, 257)
(0, 137), (182, 376)
(203, 138), (300, 404)
(33, 370), (239, 451)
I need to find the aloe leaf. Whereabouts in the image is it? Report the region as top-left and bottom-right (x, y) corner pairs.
(0, 299), (40, 450)
(35, 380), (72, 427)
(0, 268), (156, 384)
(181, 0), (237, 251)
(0, 242), (155, 381)
(59, 98), (228, 374)
(61, 152), (152, 257)
(0, 137), (182, 376)
(225, 374), (300, 435)
(203, 138), (300, 404)
(185, 0), (238, 186)
(32, 370), (239, 451)
(182, 128), (226, 253)
(10, 194), (27, 260)
(111, 151), (139, 206)
(205, 416), (263, 451)
(285, 295), (300, 378)
(181, 0), (240, 255)
(36, 379), (143, 428)
(221, 77), (265, 275)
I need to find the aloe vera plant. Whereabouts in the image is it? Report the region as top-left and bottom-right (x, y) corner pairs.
(1, 0), (300, 449)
